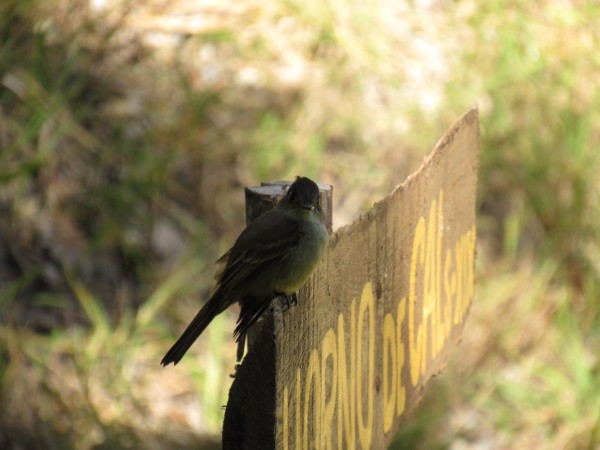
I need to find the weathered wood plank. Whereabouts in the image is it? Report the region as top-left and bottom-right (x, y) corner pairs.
(274, 108), (479, 449)
(222, 108), (479, 449)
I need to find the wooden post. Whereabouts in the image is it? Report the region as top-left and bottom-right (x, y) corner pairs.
(241, 182), (334, 361)
(223, 108), (479, 449)
(222, 181), (333, 449)
(244, 181), (333, 232)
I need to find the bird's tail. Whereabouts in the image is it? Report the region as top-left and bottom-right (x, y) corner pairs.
(161, 291), (227, 366)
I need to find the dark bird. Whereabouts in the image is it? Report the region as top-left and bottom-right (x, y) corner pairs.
(161, 176), (329, 366)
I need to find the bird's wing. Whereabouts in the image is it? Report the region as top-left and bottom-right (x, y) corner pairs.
(216, 211), (302, 297)
(213, 249), (230, 281)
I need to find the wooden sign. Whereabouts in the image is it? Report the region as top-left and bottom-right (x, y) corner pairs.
(222, 108), (479, 449)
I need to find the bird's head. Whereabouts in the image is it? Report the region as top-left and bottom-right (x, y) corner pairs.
(281, 176), (322, 212)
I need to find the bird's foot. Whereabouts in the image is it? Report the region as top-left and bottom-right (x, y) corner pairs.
(229, 362), (241, 379)
(277, 292), (298, 312)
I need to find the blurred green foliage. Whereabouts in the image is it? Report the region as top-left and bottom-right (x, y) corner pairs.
(0, 0), (599, 448)
(392, 2), (600, 448)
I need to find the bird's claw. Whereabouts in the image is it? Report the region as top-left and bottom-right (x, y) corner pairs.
(229, 362), (241, 379)
(278, 292), (298, 312)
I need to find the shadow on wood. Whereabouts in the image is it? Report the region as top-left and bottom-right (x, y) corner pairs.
(222, 313), (276, 450)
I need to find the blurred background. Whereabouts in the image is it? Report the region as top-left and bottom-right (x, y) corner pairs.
(1, 0), (599, 448)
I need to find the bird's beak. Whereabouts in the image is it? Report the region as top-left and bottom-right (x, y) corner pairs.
(301, 204), (315, 211)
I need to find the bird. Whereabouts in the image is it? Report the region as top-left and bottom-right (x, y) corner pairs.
(161, 176), (329, 366)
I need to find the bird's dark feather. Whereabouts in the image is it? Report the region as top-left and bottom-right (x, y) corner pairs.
(217, 212), (302, 298)
(161, 176), (326, 366)
(233, 294), (274, 340)
(160, 290), (227, 366)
